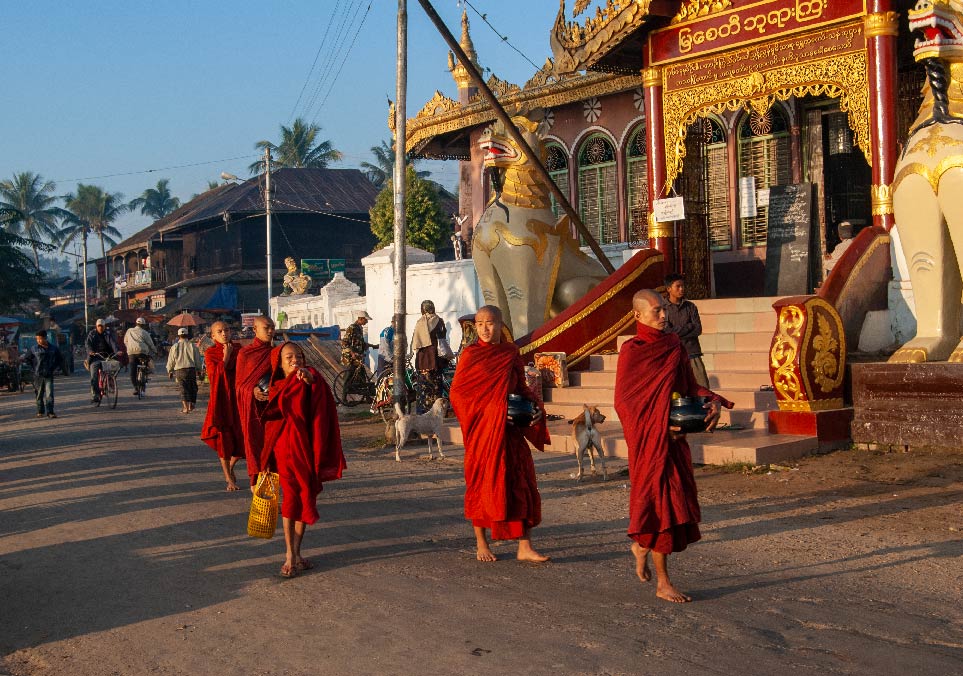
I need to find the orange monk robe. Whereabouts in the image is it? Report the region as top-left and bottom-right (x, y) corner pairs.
(200, 341), (244, 459)
(450, 340), (550, 540)
(235, 337), (273, 483)
(260, 343), (346, 524)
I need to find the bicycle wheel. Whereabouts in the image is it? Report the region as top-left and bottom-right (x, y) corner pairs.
(136, 366), (146, 399)
(340, 366), (370, 407)
(332, 370), (349, 406)
(107, 373), (118, 409)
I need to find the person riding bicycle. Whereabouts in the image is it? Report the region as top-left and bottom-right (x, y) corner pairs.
(124, 317), (156, 395)
(340, 311), (376, 367)
(85, 318), (119, 403)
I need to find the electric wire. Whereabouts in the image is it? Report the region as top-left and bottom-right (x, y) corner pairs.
(308, 2), (373, 127)
(288, 0), (344, 123)
(300, 0), (364, 122)
(51, 154), (260, 184)
(462, 0), (542, 72)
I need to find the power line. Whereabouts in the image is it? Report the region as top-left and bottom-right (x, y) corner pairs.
(51, 154), (260, 184)
(462, 0), (542, 72)
(288, 0), (344, 123)
(300, 0), (364, 122)
(309, 2), (373, 126)
(272, 197), (371, 224)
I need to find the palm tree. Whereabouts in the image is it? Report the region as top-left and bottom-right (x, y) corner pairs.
(0, 172), (66, 267)
(60, 184), (127, 262)
(128, 178), (181, 220)
(249, 117), (343, 174)
(360, 140), (431, 189)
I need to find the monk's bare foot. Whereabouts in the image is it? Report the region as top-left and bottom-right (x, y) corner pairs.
(476, 545), (497, 562)
(516, 541), (550, 563)
(656, 582), (692, 603)
(225, 481), (239, 491)
(631, 542), (651, 583)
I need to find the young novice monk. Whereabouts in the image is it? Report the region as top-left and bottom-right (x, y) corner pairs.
(258, 342), (346, 578)
(200, 321), (245, 490)
(449, 305), (550, 563)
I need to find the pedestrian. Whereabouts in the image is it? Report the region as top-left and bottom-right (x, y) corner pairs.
(614, 290), (732, 603)
(124, 317), (156, 395)
(201, 321), (245, 491)
(340, 311), (375, 367)
(449, 305), (550, 564)
(85, 318), (119, 404)
(25, 330), (63, 418)
(663, 273), (710, 389)
(236, 316), (275, 487)
(411, 300), (448, 412)
(377, 322), (395, 376)
(167, 327), (202, 414)
(258, 341), (346, 578)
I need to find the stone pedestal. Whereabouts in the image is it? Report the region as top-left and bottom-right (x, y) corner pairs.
(768, 409), (854, 452)
(852, 363), (963, 449)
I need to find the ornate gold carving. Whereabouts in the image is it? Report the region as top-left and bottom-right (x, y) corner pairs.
(648, 213), (673, 239)
(486, 74), (522, 98)
(662, 40), (871, 186)
(550, 0), (658, 74)
(771, 298), (845, 412)
(871, 184), (894, 216)
(948, 345), (963, 363)
(892, 157), (963, 193)
(772, 305), (805, 407)
(798, 298), (846, 401)
(449, 10), (481, 90)
(889, 346), (929, 363)
(472, 219), (553, 264)
(909, 126), (963, 158)
(642, 67), (662, 88)
(415, 91), (460, 120)
(524, 58), (578, 90)
(863, 11), (900, 38)
(811, 315), (839, 393)
(672, 0), (733, 25)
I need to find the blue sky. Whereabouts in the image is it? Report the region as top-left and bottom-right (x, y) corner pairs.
(1, 0), (560, 245)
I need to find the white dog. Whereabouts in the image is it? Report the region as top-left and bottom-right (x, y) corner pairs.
(394, 398), (447, 462)
(570, 404), (607, 481)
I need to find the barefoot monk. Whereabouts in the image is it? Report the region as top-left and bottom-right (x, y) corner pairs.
(614, 290), (733, 603)
(450, 305), (550, 564)
(236, 316), (275, 487)
(201, 321), (245, 491)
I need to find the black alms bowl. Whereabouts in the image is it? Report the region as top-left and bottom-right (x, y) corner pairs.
(669, 396), (710, 433)
(507, 394), (538, 427)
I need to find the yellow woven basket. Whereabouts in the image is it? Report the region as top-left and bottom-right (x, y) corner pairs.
(247, 471), (280, 539)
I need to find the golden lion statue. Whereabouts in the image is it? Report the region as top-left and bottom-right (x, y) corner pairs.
(472, 114), (608, 338)
(891, 0), (963, 363)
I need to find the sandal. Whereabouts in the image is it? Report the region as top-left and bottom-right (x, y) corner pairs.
(296, 559), (314, 571)
(280, 564), (299, 578)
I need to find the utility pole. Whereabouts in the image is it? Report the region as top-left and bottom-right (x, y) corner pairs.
(392, 0), (409, 406)
(81, 226), (90, 332)
(264, 146), (273, 313)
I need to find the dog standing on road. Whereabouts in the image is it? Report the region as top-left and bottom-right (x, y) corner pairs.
(570, 404), (607, 481)
(394, 397), (447, 462)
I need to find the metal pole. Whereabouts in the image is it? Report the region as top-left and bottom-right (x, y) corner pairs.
(416, 0), (615, 274)
(264, 146), (273, 312)
(81, 227), (89, 332)
(392, 0), (408, 406)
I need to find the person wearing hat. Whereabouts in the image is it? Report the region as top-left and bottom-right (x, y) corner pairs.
(167, 327), (203, 413)
(85, 318), (119, 404)
(340, 310), (377, 367)
(124, 317), (157, 395)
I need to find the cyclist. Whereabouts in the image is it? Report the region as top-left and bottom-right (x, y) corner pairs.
(85, 318), (119, 404)
(124, 317), (156, 396)
(340, 311), (376, 368)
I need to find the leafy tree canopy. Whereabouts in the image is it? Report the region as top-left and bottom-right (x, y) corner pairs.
(0, 230), (49, 312)
(360, 139), (430, 189)
(128, 178), (180, 220)
(369, 166), (447, 254)
(250, 117), (342, 174)
(0, 172), (66, 268)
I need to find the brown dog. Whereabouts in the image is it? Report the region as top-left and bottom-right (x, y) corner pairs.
(570, 404), (607, 481)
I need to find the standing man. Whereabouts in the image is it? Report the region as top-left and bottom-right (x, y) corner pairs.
(124, 317), (156, 395)
(236, 315), (276, 487)
(450, 305), (550, 564)
(26, 330), (63, 418)
(340, 311), (376, 367)
(615, 290), (732, 603)
(663, 274), (709, 388)
(167, 327), (203, 414)
(85, 318), (119, 403)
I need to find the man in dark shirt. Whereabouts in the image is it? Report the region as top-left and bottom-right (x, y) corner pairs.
(85, 318), (119, 403)
(340, 311), (376, 367)
(26, 330), (63, 418)
(663, 274), (709, 388)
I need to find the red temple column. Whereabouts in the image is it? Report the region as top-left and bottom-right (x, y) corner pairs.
(643, 66), (674, 272)
(864, 5), (900, 231)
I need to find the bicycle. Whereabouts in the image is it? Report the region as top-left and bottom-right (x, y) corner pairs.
(133, 357), (152, 399)
(370, 357), (454, 422)
(89, 353), (120, 409)
(333, 360), (375, 408)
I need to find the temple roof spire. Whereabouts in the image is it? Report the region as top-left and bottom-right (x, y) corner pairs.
(448, 10), (480, 91)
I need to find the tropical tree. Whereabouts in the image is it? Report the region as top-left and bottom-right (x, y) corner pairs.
(0, 172), (66, 267)
(369, 166), (447, 253)
(128, 178), (181, 220)
(249, 117), (342, 174)
(360, 140), (431, 189)
(0, 230), (49, 312)
(60, 184), (128, 262)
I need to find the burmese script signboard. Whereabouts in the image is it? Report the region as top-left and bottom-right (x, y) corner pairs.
(763, 183), (818, 296)
(648, 0), (868, 66)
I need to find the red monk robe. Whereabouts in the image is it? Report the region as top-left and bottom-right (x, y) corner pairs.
(235, 337), (274, 483)
(614, 323), (733, 554)
(200, 341), (244, 459)
(450, 340), (550, 540)
(259, 343), (346, 525)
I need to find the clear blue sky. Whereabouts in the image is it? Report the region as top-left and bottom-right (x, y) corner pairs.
(1, 0), (561, 246)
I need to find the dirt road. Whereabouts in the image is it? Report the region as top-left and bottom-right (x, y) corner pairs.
(1, 374), (960, 675)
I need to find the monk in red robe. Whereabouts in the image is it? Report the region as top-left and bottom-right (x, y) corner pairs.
(450, 305), (550, 564)
(201, 321), (245, 490)
(615, 289), (733, 603)
(258, 341), (345, 578)
(235, 316), (275, 486)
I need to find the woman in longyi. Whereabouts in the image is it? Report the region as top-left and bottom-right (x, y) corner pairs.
(256, 341), (346, 578)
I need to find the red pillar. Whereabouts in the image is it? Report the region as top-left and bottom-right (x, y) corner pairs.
(643, 66), (673, 272)
(865, 4), (899, 231)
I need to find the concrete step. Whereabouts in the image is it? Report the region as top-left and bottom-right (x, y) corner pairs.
(709, 351), (771, 371)
(693, 296), (782, 315)
(700, 331), (774, 353)
(708, 370), (774, 390)
(539, 401), (770, 430)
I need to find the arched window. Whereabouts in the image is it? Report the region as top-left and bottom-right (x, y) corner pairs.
(701, 117), (731, 251)
(738, 106), (791, 247)
(545, 143), (569, 219)
(577, 134), (618, 244)
(625, 125), (649, 244)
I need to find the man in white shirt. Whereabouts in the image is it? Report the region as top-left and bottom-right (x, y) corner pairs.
(124, 317), (156, 395)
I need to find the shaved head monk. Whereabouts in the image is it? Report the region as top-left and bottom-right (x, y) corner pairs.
(449, 305), (551, 563)
(614, 289), (733, 603)
(236, 316), (276, 487)
(201, 321), (245, 490)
